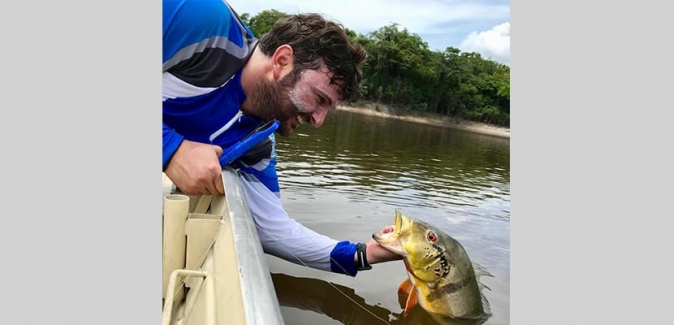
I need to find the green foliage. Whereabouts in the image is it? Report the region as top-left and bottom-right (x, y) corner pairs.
(345, 28), (357, 41)
(241, 10), (510, 126)
(241, 9), (289, 37)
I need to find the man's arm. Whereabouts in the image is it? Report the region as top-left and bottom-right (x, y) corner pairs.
(237, 171), (363, 276)
(236, 170), (402, 276)
(163, 123), (184, 171)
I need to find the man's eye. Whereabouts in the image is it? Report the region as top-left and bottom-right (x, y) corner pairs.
(318, 97), (325, 105)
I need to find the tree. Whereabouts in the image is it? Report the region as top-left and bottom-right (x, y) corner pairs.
(242, 9), (289, 37)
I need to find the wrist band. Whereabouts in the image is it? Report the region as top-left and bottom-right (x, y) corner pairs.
(356, 242), (372, 271)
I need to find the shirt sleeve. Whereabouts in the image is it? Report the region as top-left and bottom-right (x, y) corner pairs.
(163, 122), (184, 170)
(237, 171), (360, 276)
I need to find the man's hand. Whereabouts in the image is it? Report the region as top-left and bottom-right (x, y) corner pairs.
(364, 226), (403, 265)
(164, 139), (225, 195)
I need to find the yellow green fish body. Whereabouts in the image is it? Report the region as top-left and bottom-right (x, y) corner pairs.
(373, 210), (492, 320)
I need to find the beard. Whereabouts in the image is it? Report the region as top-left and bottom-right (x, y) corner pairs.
(248, 71), (302, 136)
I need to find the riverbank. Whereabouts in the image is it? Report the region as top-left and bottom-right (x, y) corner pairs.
(336, 102), (510, 139)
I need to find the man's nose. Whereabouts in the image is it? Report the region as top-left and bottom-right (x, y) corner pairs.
(311, 108), (328, 127)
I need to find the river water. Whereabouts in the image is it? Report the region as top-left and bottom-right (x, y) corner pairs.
(264, 109), (510, 325)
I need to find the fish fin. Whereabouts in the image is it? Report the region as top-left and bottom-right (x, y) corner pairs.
(404, 286), (418, 316)
(481, 291), (493, 317)
(472, 262), (494, 278)
(472, 262), (494, 317)
(478, 282), (492, 292)
(473, 262), (493, 292)
(398, 278), (413, 296)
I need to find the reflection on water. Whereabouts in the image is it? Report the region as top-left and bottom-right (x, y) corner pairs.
(272, 272), (489, 325)
(270, 109), (510, 325)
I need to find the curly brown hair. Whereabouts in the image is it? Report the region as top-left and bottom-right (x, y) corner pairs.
(258, 14), (367, 102)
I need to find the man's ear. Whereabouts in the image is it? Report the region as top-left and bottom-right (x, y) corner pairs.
(271, 44), (294, 80)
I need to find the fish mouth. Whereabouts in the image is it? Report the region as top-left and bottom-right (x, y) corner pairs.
(372, 210), (407, 256)
(372, 232), (406, 256)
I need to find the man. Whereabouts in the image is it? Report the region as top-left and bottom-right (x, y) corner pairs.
(162, 0), (400, 277)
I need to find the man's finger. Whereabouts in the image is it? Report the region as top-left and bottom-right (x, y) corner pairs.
(214, 173), (225, 195)
(201, 174), (219, 195)
(213, 144), (224, 157)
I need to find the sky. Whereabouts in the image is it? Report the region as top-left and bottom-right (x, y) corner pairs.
(227, 0), (510, 65)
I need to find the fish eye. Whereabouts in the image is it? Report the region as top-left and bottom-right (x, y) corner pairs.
(427, 232), (437, 242)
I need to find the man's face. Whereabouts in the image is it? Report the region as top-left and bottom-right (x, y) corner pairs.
(250, 65), (341, 136)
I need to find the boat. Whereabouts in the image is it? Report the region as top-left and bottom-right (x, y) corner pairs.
(162, 166), (285, 325)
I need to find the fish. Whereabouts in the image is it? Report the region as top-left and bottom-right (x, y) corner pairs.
(373, 210), (493, 321)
